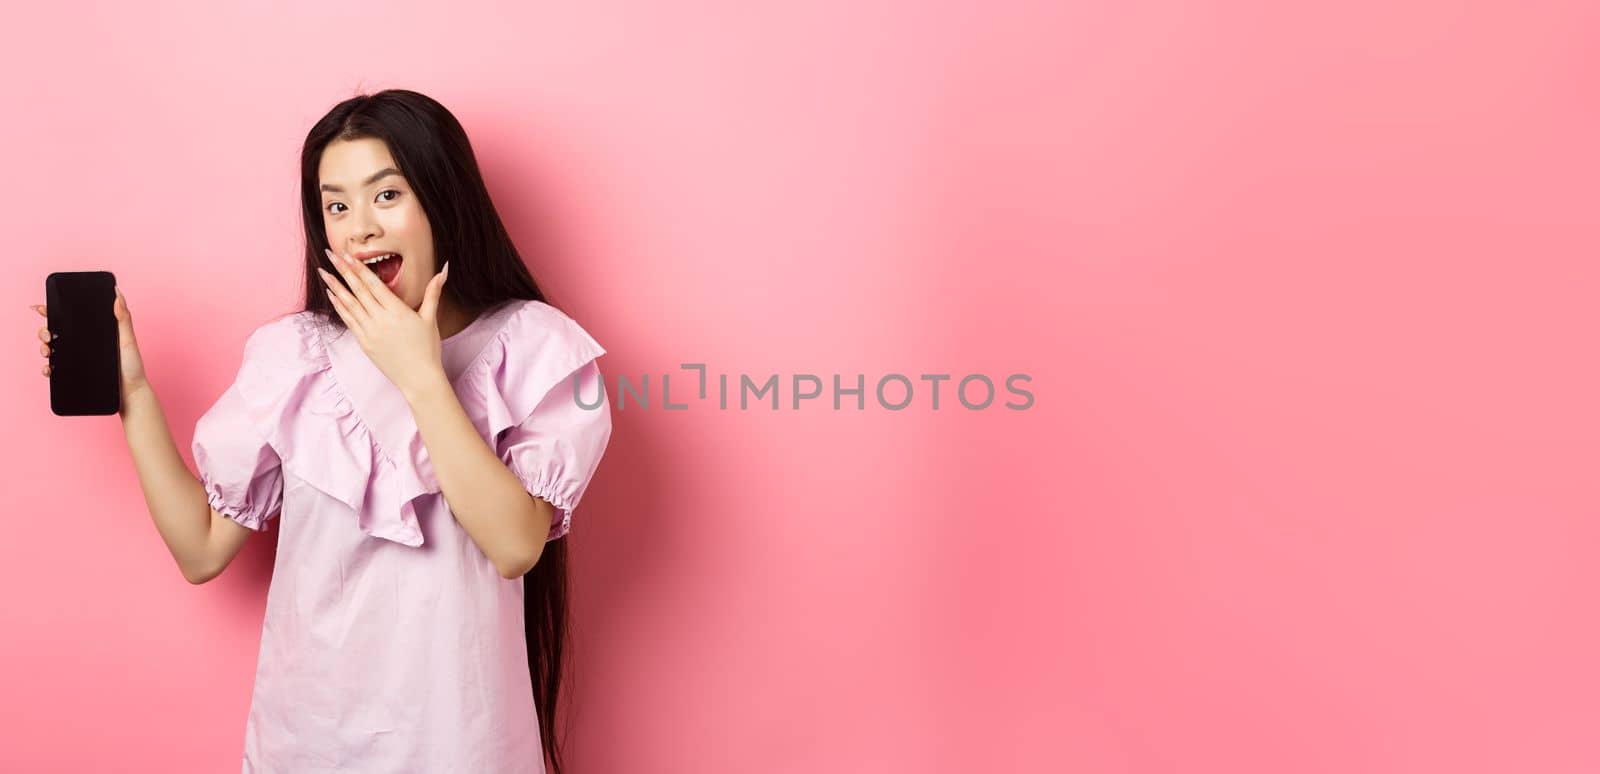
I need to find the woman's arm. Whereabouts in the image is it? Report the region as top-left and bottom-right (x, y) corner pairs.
(120, 381), (252, 584)
(403, 374), (554, 579)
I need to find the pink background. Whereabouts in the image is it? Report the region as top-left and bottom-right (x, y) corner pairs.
(3, 1), (1598, 772)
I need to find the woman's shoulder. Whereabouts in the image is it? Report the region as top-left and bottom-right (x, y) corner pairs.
(237, 310), (330, 372)
(460, 298), (606, 433)
(508, 297), (581, 328)
(485, 298), (606, 366)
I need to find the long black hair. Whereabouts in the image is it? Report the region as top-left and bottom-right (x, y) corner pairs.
(296, 88), (572, 774)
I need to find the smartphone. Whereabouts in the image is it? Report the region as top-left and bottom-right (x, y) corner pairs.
(46, 271), (121, 416)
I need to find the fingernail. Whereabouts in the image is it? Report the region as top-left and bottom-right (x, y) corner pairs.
(443, 261), (449, 276)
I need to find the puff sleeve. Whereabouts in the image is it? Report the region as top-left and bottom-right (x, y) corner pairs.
(191, 320), (299, 531)
(478, 303), (612, 542)
(495, 357), (612, 541)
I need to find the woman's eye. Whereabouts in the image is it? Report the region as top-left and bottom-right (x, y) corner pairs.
(324, 190), (397, 215)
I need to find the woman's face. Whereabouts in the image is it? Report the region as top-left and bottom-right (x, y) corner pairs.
(318, 137), (435, 310)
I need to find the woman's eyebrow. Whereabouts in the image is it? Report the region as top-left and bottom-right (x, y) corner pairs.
(320, 167), (403, 194)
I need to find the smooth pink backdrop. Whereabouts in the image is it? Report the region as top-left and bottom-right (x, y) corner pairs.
(3, 1), (1597, 772)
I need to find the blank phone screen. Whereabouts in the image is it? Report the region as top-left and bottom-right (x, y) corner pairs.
(47, 271), (121, 416)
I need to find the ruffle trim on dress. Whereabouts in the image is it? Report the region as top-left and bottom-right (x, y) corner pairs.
(469, 304), (607, 541)
(205, 484), (274, 531)
(231, 301), (604, 548)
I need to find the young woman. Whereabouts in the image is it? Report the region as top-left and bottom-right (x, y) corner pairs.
(31, 89), (611, 773)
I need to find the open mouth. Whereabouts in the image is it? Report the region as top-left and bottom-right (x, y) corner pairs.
(366, 253), (403, 287)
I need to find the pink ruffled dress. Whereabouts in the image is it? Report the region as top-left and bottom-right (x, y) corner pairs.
(190, 298), (612, 774)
